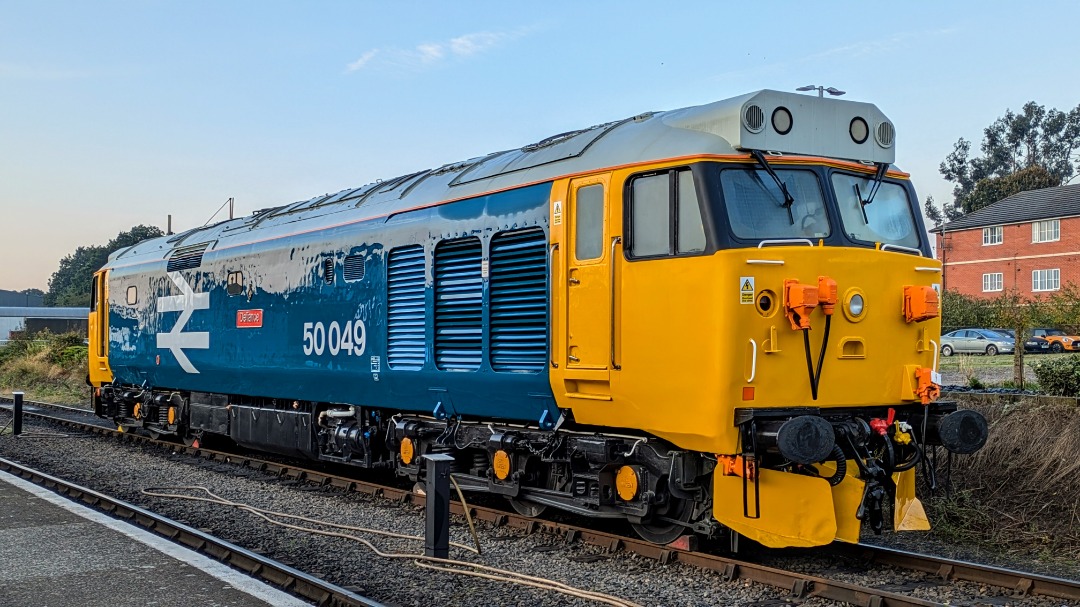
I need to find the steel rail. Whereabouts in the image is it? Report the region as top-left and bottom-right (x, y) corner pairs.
(0, 456), (384, 607)
(832, 543), (1080, 601)
(5, 396), (1080, 604)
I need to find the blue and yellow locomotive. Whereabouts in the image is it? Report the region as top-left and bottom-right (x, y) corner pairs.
(88, 90), (987, 548)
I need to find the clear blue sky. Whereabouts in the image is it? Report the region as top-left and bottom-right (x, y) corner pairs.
(4, 1), (1080, 291)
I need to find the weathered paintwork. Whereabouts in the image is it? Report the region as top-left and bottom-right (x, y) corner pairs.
(105, 183), (558, 425)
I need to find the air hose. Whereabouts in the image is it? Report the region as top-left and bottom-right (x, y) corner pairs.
(801, 315), (832, 400)
(819, 445), (847, 486)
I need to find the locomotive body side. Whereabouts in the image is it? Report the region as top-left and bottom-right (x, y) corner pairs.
(102, 183), (556, 425)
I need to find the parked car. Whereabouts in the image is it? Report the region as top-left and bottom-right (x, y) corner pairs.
(940, 328), (1015, 356)
(1029, 328), (1080, 353)
(992, 328), (1050, 353)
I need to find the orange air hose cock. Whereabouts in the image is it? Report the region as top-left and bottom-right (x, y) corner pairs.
(817, 276), (838, 316)
(915, 367), (941, 405)
(717, 455), (757, 481)
(784, 279), (819, 331)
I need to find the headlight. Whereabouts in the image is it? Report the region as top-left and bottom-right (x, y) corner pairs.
(842, 289), (866, 322)
(849, 294), (864, 315)
(1065, 338), (1073, 344)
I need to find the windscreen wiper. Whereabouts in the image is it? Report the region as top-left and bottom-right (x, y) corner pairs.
(854, 162), (890, 223)
(750, 150), (795, 225)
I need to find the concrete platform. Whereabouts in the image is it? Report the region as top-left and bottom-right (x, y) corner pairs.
(0, 469), (312, 607)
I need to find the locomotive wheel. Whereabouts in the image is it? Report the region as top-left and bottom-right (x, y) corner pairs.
(509, 498), (547, 518)
(631, 497), (694, 545)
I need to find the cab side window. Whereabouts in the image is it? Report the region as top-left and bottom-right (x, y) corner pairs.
(627, 167), (706, 258)
(575, 184), (605, 261)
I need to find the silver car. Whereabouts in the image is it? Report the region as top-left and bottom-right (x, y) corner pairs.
(940, 329), (1015, 356)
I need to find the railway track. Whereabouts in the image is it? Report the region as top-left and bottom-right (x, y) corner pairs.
(3, 394), (1078, 606)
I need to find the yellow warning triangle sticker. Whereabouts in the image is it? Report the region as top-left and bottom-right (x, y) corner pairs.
(742, 280), (753, 291)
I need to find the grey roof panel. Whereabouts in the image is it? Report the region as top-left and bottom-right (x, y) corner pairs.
(107, 89), (900, 269)
(937, 183), (1080, 232)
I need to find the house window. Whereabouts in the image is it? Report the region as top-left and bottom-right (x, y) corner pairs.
(982, 273), (1003, 292)
(1032, 268), (1060, 292)
(982, 226), (1002, 245)
(1032, 219), (1060, 243)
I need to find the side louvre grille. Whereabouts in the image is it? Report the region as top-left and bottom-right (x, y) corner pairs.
(386, 246), (426, 371)
(166, 242), (209, 272)
(344, 254), (365, 281)
(434, 238), (483, 371)
(489, 228), (547, 372)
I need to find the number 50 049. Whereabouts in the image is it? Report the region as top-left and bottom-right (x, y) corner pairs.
(302, 320), (366, 357)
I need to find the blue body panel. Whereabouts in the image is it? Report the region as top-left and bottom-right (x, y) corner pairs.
(106, 183), (558, 426)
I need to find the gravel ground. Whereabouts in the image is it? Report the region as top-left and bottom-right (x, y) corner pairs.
(1, 411), (1076, 607)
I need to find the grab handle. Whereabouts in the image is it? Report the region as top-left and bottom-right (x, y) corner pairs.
(610, 236), (622, 371)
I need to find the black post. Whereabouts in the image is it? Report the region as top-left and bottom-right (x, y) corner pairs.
(13, 391), (23, 436)
(423, 453), (455, 559)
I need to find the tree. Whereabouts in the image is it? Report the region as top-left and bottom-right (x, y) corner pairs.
(935, 101), (1080, 217)
(44, 225), (164, 307)
(19, 288), (45, 298)
(955, 165), (1060, 215)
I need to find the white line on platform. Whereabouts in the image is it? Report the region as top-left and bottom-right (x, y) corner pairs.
(0, 469), (313, 607)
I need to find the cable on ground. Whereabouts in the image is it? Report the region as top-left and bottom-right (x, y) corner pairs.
(143, 486), (641, 607)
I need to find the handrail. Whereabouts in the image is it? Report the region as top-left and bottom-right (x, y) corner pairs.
(747, 339), (757, 383)
(610, 236), (622, 371)
(914, 266), (941, 272)
(757, 239), (814, 248)
(549, 242), (559, 369)
(881, 243), (924, 257)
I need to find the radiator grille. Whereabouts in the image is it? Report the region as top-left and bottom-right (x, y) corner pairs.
(386, 246), (426, 370)
(489, 228), (547, 372)
(434, 238), (483, 371)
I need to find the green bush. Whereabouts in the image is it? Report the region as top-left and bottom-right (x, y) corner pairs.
(1030, 355), (1080, 396)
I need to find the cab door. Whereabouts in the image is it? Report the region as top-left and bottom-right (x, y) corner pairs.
(88, 270), (112, 386)
(565, 176), (613, 371)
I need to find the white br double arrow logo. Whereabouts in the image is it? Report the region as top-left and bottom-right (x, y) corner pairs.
(157, 271), (210, 373)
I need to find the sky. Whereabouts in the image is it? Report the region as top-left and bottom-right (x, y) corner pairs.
(4, 1), (1080, 291)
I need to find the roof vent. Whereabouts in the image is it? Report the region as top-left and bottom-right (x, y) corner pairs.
(166, 242), (209, 272)
(875, 121), (895, 148)
(743, 104), (766, 133)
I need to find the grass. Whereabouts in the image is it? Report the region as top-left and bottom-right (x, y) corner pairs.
(0, 332), (89, 404)
(923, 394), (1080, 559)
(937, 351), (1071, 371)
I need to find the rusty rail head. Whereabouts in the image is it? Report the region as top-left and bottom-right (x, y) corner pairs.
(831, 542), (1080, 602)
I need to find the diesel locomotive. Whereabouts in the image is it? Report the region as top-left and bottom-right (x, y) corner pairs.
(88, 90), (988, 548)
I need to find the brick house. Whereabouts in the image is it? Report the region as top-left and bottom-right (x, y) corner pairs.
(933, 184), (1080, 298)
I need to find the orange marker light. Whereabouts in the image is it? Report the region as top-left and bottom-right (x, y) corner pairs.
(742, 386), (755, 401)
